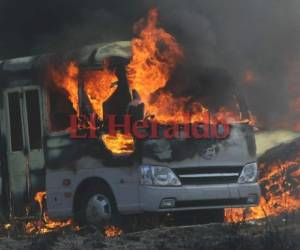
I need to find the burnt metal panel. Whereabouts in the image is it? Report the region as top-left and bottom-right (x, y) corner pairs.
(3, 56), (35, 72)
(44, 134), (137, 170)
(94, 41), (131, 63)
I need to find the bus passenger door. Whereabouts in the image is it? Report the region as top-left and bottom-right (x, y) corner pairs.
(4, 86), (45, 216)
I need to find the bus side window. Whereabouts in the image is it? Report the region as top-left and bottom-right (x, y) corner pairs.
(8, 92), (23, 151)
(25, 90), (42, 149)
(49, 90), (75, 132)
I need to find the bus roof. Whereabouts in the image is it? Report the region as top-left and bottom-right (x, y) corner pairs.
(0, 41), (132, 73)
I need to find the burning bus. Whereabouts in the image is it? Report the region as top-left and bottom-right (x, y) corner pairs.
(0, 9), (260, 228)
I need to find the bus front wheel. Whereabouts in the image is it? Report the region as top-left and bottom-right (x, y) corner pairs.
(74, 184), (119, 227)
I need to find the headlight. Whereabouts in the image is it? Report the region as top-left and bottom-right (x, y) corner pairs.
(238, 162), (258, 184)
(140, 165), (181, 186)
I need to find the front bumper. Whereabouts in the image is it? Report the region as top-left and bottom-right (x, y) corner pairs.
(139, 183), (260, 212)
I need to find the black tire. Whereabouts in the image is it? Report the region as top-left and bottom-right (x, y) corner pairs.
(74, 183), (119, 227)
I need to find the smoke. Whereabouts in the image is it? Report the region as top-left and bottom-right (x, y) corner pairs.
(0, 0), (147, 56)
(0, 0), (299, 130)
(150, 0), (300, 130)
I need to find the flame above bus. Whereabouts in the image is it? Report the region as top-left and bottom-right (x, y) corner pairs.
(49, 8), (246, 125)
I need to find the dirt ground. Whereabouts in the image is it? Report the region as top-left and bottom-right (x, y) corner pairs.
(0, 217), (299, 250)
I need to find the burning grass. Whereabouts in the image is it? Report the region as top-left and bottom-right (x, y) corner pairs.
(25, 192), (74, 234)
(226, 142), (300, 223)
(1, 219), (299, 250)
(104, 226), (123, 238)
(1, 192), (122, 238)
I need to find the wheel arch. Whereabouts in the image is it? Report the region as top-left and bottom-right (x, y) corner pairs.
(73, 177), (117, 214)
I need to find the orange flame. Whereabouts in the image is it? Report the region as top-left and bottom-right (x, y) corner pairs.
(127, 8), (211, 124)
(34, 191), (46, 211)
(145, 92), (210, 124)
(47, 9), (249, 126)
(225, 157), (300, 222)
(46, 8), (253, 159)
(104, 225), (123, 237)
(25, 192), (73, 234)
(50, 61), (79, 114)
(127, 8), (183, 105)
(84, 62), (118, 119)
(101, 132), (135, 155)
(126, 8), (244, 124)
